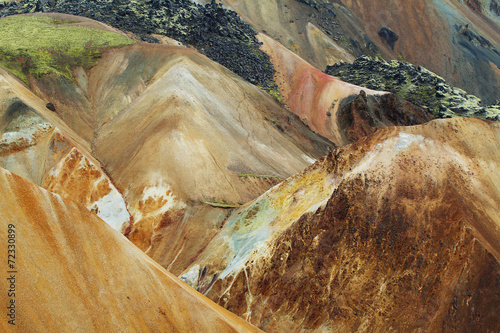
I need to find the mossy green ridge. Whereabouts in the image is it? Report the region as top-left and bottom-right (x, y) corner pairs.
(0, 15), (135, 84)
(326, 56), (500, 121)
(0, 0), (279, 94)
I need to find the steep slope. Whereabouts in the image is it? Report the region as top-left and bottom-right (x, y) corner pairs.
(258, 33), (433, 146)
(180, 117), (500, 332)
(0, 166), (261, 332)
(86, 43), (332, 260)
(0, 13), (335, 272)
(339, 0), (500, 103)
(216, 0), (372, 69)
(90, 44), (330, 203)
(215, 0), (500, 104)
(0, 67), (131, 231)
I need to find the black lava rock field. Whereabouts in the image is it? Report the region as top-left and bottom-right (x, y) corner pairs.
(0, 0), (278, 92)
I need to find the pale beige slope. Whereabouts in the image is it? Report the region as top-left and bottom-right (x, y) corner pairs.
(0, 68), (131, 231)
(0, 166), (261, 333)
(30, 42), (332, 206)
(218, 0), (356, 70)
(179, 117), (500, 332)
(93, 45), (327, 202)
(83, 45), (332, 254)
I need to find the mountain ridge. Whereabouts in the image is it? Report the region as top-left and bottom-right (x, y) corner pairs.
(0, 3), (498, 332)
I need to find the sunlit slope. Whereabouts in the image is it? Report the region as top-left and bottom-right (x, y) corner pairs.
(0, 14), (333, 264)
(0, 67), (131, 231)
(85, 44), (332, 255)
(0, 166), (261, 333)
(181, 117), (500, 332)
(258, 34), (433, 146)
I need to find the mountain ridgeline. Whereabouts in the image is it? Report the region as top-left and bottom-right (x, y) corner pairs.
(326, 56), (500, 121)
(0, 0), (279, 92)
(0, 1), (499, 332)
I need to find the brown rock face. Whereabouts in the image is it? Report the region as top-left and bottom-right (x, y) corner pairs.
(338, 92), (434, 143)
(224, 174), (499, 332)
(182, 118), (500, 332)
(258, 33), (388, 146)
(259, 34), (433, 146)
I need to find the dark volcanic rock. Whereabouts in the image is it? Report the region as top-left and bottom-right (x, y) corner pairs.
(45, 102), (56, 112)
(0, 0), (278, 92)
(326, 56), (500, 121)
(338, 92), (433, 143)
(378, 27), (398, 50)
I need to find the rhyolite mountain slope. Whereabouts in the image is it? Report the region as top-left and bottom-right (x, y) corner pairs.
(258, 33), (434, 145)
(0, 67), (132, 231)
(0, 13), (437, 272)
(87, 42), (333, 257)
(0, 5), (498, 333)
(326, 56), (500, 121)
(180, 117), (500, 332)
(0, 13), (335, 271)
(0, 166), (261, 333)
(216, 0), (500, 104)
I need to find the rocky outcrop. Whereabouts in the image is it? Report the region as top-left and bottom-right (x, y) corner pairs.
(326, 56), (500, 120)
(180, 117), (500, 332)
(337, 91), (433, 143)
(259, 35), (433, 146)
(0, 166), (261, 332)
(378, 27), (398, 50)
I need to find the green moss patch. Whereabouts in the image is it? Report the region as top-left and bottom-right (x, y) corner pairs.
(326, 56), (500, 121)
(0, 15), (135, 84)
(0, 0), (279, 95)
